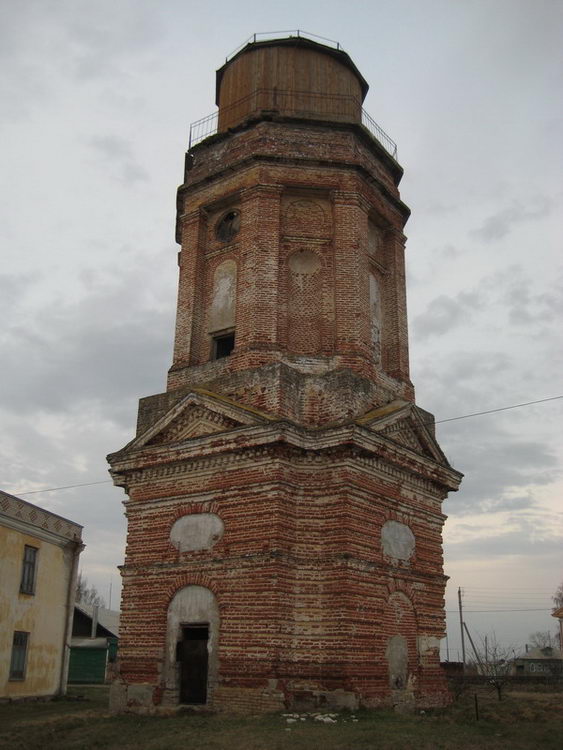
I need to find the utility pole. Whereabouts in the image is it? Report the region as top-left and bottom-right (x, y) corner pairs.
(458, 587), (466, 668)
(463, 622), (483, 667)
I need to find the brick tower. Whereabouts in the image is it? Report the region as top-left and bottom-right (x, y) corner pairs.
(108, 34), (462, 713)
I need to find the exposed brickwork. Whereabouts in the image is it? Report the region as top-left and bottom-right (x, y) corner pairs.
(108, 37), (462, 714)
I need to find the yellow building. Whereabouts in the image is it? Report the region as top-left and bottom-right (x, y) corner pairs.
(0, 490), (83, 699)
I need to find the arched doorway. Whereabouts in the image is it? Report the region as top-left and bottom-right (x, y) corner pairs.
(164, 585), (219, 705)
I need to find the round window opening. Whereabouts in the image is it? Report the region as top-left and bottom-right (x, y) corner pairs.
(216, 210), (240, 243)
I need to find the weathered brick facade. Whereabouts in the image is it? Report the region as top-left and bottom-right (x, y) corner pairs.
(108, 36), (462, 713)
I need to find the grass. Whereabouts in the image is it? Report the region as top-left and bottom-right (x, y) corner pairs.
(0, 685), (562, 749)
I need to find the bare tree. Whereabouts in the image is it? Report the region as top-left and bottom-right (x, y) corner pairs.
(466, 632), (513, 701)
(76, 572), (106, 607)
(528, 631), (555, 649)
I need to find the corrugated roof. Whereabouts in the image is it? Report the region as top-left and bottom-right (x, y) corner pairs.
(75, 602), (120, 637)
(515, 646), (562, 661)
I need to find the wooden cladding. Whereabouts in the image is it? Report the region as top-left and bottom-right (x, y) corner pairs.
(218, 44), (363, 131)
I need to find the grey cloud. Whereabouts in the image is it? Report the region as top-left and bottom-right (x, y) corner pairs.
(64, 4), (162, 81)
(0, 1), (162, 123)
(413, 346), (560, 523)
(439, 244), (462, 259)
(482, 494), (536, 513)
(413, 292), (481, 340)
(0, 256), (174, 428)
(503, 275), (563, 327)
(436, 351), (511, 385)
(0, 272), (41, 309)
(89, 135), (149, 184)
(445, 525), (562, 561)
(470, 198), (552, 242)
(442, 423), (559, 517)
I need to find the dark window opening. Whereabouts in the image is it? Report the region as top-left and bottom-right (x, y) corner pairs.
(177, 624), (209, 704)
(9, 631), (29, 680)
(215, 210), (240, 243)
(20, 546), (38, 595)
(213, 332), (235, 359)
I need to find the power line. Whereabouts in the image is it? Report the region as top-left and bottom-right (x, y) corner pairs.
(435, 395), (563, 425)
(11, 480), (112, 496)
(8, 394), (563, 496)
(461, 587), (556, 591)
(446, 608), (552, 613)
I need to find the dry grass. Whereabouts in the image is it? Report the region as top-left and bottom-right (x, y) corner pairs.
(0, 684), (562, 750)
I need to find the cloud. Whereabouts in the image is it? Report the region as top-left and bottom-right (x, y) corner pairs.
(0, 1), (162, 122)
(502, 273), (563, 327)
(444, 430), (559, 516)
(413, 290), (485, 340)
(89, 135), (149, 184)
(470, 198), (552, 242)
(0, 272), (41, 308)
(445, 520), (563, 561)
(0, 254), (174, 427)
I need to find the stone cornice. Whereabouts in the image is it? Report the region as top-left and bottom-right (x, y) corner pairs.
(0, 513), (84, 550)
(0, 490), (83, 544)
(178, 146), (409, 232)
(109, 417), (461, 496)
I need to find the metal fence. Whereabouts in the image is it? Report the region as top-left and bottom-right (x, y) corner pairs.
(188, 89), (398, 160)
(225, 30), (344, 63)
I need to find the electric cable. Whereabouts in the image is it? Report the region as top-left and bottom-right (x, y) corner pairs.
(8, 393), (563, 496)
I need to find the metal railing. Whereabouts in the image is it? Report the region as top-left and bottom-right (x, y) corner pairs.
(225, 30), (344, 62)
(188, 89), (398, 160)
(361, 109), (398, 160)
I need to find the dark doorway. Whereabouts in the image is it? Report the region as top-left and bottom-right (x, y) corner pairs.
(177, 624), (209, 704)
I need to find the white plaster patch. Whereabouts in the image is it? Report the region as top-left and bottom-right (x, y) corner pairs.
(381, 520), (415, 561)
(288, 248), (322, 275)
(386, 634), (408, 689)
(170, 513), (224, 553)
(369, 273), (382, 362)
(417, 635), (440, 654)
(208, 259), (236, 333)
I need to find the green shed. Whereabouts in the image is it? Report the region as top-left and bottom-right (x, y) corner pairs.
(67, 603), (120, 685)
(68, 640), (108, 684)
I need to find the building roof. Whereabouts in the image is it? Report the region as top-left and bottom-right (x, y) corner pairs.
(75, 603), (120, 637)
(0, 489), (83, 543)
(514, 646), (562, 661)
(551, 606), (563, 619)
(215, 35), (370, 106)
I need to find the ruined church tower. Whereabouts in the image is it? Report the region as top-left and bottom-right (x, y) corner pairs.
(108, 34), (462, 712)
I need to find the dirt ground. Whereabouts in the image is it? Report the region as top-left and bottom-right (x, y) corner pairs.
(1, 684), (562, 750)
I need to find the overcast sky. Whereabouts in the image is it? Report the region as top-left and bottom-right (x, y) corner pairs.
(2, 0), (562, 658)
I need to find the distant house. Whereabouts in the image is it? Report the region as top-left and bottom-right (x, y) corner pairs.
(0, 490), (83, 699)
(68, 603), (120, 684)
(512, 645), (563, 677)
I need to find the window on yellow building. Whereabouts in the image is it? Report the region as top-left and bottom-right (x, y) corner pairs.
(9, 631), (29, 680)
(20, 545), (38, 594)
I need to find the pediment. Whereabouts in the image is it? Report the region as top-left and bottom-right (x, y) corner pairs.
(127, 389), (272, 451)
(356, 400), (449, 466)
(147, 405), (239, 445)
